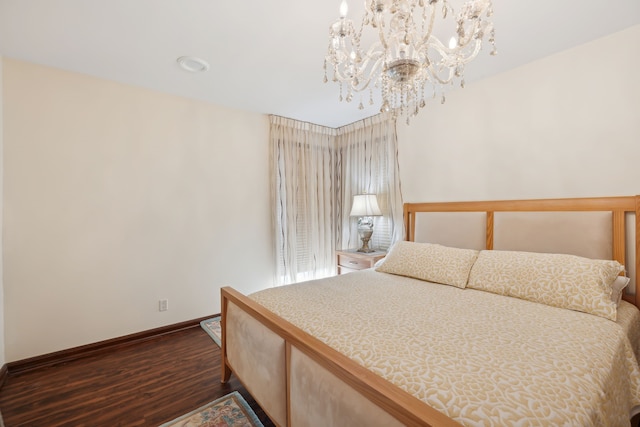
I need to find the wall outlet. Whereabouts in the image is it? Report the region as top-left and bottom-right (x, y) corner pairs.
(159, 299), (169, 312)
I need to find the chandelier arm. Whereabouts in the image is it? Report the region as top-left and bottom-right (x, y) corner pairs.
(352, 8), (368, 57)
(337, 52), (386, 92)
(455, 0), (493, 46)
(420, 4), (437, 46)
(440, 41), (483, 69)
(360, 41), (385, 63)
(424, 63), (456, 85)
(455, 41), (483, 65)
(456, 21), (484, 48)
(357, 51), (385, 75)
(427, 36), (482, 66)
(406, 2), (418, 41)
(425, 43), (482, 85)
(374, 11), (389, 50)
(348, 75), (377, 92)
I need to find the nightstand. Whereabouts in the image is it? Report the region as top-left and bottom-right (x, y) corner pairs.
(336, 249), (386, 275)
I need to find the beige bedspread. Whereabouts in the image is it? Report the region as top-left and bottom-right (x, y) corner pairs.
(250, 269), (640, 426)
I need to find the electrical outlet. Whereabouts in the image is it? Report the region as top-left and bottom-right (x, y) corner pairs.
(159, 299), (169, 312)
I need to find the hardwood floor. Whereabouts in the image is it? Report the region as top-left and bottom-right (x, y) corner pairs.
(0, 326), (275, 426)
(3, 324), (640, 427)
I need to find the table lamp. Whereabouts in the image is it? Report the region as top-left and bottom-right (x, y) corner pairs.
(350, 194), (382, 253)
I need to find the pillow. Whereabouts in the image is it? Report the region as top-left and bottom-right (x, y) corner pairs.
(375, 241), (479, 288)
(610, 275), (631, 306)
(467, 250), (624, 320)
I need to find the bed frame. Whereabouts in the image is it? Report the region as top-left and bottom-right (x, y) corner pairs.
(221, 195), (640, 427)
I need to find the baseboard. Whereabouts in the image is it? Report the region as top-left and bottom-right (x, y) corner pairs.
(0, 364), (7, 389)
(6, 314), (219, 376)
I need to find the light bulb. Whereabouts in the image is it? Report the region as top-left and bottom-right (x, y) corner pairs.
(339, 0), (349, 18)
(448, 36), (457, 49)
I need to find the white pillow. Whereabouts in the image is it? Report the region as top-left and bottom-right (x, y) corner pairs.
(610, 275), (630, 306)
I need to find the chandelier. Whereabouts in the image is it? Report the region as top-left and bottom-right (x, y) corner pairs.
(324, 0), (496, 124)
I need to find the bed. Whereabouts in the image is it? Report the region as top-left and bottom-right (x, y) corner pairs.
(220, 195), (640, 426)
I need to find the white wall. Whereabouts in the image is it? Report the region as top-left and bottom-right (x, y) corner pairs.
(0, 56), (5, 367)
(4, 26), (639, 363)
(398, 25), (640, 202)
(3, 58), (274, 362)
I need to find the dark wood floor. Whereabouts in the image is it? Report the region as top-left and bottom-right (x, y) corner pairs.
(0, 326), (275, 426)
(5, 326), (639, 427)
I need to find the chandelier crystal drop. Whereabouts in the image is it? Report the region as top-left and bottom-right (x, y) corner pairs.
(324, 0), (496, 124)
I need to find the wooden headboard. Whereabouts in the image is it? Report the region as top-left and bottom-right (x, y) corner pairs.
(404, 195), (640, 308)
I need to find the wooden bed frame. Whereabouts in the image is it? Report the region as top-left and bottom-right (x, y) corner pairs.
(221, 195), (640, 427)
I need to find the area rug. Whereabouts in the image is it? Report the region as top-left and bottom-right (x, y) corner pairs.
(200, 316), (221, 347)
(159, 391), (264, 427)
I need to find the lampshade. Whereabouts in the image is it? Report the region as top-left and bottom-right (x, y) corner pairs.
(350, 194), (382, 217)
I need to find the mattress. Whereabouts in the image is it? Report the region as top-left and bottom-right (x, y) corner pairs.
(250, 269), (640, 426)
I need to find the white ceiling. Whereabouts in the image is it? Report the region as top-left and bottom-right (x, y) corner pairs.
(1, 1), (639, 128)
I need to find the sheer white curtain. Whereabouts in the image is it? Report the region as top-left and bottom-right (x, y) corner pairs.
(270, 114), (403, 286)
(336, 114), (404, 251)
(270, 116), (338, 285)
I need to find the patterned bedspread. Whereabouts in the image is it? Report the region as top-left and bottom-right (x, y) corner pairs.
(250, 269), (640, 426)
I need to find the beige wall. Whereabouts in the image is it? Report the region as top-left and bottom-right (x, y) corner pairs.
(3, 58), (273, 361)
(397, 25), (640, 202)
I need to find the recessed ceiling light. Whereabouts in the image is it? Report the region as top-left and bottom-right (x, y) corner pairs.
(176, 56), (210, 73)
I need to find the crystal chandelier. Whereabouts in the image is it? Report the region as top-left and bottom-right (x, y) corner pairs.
(324, 0), (496, 124)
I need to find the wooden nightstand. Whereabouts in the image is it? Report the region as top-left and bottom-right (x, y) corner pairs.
(336, 249), (386, 275)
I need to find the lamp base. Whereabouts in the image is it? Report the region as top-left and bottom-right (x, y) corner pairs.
(357, 227), (375, 253)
